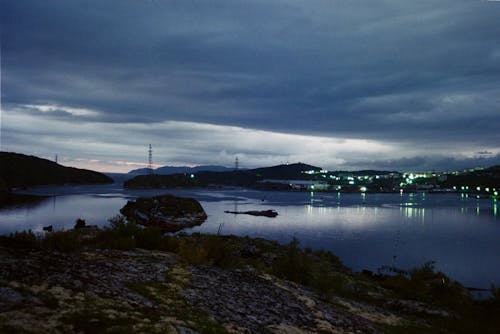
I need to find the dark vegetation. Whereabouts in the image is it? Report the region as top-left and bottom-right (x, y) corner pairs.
(0, 193), (49, 208)
(440, 165), (500, 189)
(121, 195), (206, 220)
(0, 152), (113, 205)
(124, 173), (205, 188)
(0, 152), (113, 208)
(124, 162), (320, 188)
(128, 164), (233, 175)
(1, 217), (499, 333)
(120, 194), (207, 231)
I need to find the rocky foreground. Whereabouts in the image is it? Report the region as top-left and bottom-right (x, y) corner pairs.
(0, 225), (498, 334)
(0, 245), (397, 334)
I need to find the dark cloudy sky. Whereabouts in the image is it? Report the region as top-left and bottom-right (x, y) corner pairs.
(1, 0), (499, 172)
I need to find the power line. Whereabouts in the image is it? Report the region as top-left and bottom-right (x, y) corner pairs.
(148, 144), (153, 173)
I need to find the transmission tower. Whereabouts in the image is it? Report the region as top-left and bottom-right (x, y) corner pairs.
(235, 156), (239, 170)
(148, 144), (153, 173)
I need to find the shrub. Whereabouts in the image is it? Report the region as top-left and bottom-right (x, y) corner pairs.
(2, 230), (39, 249)
(490, 284), (500, 305)
(176, 235), (240, 268)
(272, 237), (313, 285)
(92, 215), (138, 250)
(409, 261), (437, 282)
(178, 239), (209, 265)
(41, 230), (81, 252)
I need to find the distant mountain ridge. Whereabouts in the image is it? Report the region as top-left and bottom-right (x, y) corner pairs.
(128, 165), (235, 175)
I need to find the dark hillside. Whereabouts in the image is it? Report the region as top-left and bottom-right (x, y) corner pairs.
(124, 173), (204, 189)
(0, 152), (113, 190)
(128, 165), (233, 175)
(124, 163), (322, 189)
(252, 163), (321, 179)
(440, 165), (500, 189)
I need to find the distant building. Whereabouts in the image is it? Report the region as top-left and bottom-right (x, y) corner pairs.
(259, 179), (329, 191)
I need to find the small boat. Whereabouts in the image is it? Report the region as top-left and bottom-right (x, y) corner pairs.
(224, 209), (278, 218)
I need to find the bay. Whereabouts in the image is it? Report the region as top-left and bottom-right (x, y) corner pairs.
(0, 183), (498, 291)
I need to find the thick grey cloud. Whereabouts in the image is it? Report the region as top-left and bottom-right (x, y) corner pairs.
(1, 0), (499, 171)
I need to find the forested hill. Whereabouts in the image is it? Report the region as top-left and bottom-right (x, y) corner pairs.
(128, 165), (233, 175)
(0, 152), (113, 190)
(124, 162), (321, 189)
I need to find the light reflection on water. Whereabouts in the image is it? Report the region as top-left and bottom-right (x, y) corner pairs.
(0, 185), (499, 289)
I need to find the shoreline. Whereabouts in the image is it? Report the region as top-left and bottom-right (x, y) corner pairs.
(0, 193), (51, 209)
(1, 187), (498, 293)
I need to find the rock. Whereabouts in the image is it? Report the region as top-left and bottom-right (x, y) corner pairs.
(120, 195), (207, 232)
(224, 209), (278, 218)
(183, 266), (380, 333)
(0, 246), (175, 309)
(386, 299), (452, 317)
(177, 326), (201, 334)
(0, 287), (25, 311)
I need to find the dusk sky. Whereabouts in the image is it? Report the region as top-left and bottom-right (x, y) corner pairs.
(1, 0), (499, 172)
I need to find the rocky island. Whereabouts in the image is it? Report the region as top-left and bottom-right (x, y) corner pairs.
(120, 195), (208, 232)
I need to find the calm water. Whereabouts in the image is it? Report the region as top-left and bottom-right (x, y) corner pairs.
(1, 184), (498, 290)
